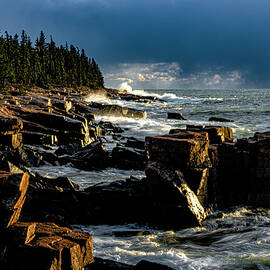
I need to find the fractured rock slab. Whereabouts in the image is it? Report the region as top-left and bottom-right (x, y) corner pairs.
(145, 161), (207, 227)
(145, 135), (210, 169)
(0, 171), (29, 229)
(2, 222), (94, 270)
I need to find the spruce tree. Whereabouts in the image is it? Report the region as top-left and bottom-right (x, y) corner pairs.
(0, 30), (104, 91)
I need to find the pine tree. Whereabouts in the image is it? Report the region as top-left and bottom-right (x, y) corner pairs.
(0, 30), (104, 91)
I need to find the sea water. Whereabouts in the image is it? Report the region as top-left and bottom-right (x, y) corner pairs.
(32, 88), (270, 269)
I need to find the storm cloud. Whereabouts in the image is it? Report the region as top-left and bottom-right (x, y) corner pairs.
(1, 0), (270, 88)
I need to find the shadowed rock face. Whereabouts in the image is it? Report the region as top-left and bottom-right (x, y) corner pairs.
(0, 169), (94, 270)
(2, 222), (94, 270)
(164, 127), (270, 210)
(146, 130), (212, 207)
(0, 114), (23, 151)
(0, 172), (29, 229)
(208, 134), (270, 209)
(167, 112), (186, 120)
(208, 116), (234, 122)
(145, 161), (207, 227)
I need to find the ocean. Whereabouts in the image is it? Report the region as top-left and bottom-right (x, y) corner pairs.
(32, 88), (270, 270)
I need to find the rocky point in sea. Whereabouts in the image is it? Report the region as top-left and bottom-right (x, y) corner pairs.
(0, 86), (269, 269)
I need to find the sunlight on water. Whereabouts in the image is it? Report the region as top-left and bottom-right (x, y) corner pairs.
(74, 207), (270, 270)
(37, 88), (270, 270)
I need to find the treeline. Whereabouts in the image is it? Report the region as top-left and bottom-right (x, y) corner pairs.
(0, 30), (104, 89)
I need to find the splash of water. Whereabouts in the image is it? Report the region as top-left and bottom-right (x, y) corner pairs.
(84, 93), (110, 103)
(119, 82), (133, 92)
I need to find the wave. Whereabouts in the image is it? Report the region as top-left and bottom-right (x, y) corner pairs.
(127, 88), (203, 104)
(84, 93), (111, 103)
(75, 206), (270, 270)
(94, 115), (174, 138)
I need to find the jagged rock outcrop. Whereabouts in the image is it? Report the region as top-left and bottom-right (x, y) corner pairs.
(0, 113), (23, 150)
(145, 162), (207, 228)
(58, 141), (110, 171)
(146, 130), (211, 207)
(159, 126), (270, 210)
(0, 169), (94, 270)
(208, 132), (270, 209)
(1, 222), (94, 270)
(0, 172), (29, 229)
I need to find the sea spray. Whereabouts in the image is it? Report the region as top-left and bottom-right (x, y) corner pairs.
(119, 82), (133, 91)
(31, 88), (270, 269)
(84, 92), (110, 103)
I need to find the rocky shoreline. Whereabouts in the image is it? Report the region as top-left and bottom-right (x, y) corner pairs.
(0, 87), (269, 269)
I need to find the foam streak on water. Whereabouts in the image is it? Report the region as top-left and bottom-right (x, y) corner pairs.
(73, 207), (270, 270)
(103, 88), (270, 138)
(34, 88), (270, 269)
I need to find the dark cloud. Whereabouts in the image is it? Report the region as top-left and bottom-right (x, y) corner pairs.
(1, 0), (270, 88)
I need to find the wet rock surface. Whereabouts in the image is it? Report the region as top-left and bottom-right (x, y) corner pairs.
(1, 222), (94, 270)
(208, 116), (234, 122)
(167, 112), (186, 120)
(1, 87), (270, 269)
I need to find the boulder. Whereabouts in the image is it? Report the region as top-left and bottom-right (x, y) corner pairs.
(22, 131), (58, 146)
(0, 160), (24, 174)
(134, 260), (175, 270)
(112, 146), (146, 170)
(254, 131), (270, 140)
(208, 116), (234, 122)
(51, 99), (72, 113)
(81, 177), (150, 225)
(167, 112), (186, 120)
(0, 116), (23, 134)
(168, 129), (209, 141)
(125, 137), (145, 150)
(21, 173), (80, 225)
(12, 146), (43, 167)
(186, 125), (235, 144)
(1, 222), (94, 270)
(145, 161), (207, 228)
(0, 114), (23, 150)
(59, 141), (110, 170)
(145, 135), (211, 169)
(206, 135), (270, 209)
(11, 107), (92, 147)
(87, 257), (133, 270)
(98, 121), (123, 135)
(55, 143), (82, 156)
(0, 133), (23, 150)
(146, 131), (211, 207)
(94, 104), (146, 119)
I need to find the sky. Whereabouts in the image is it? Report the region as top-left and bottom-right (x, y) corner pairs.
(1, 0), (270, 89)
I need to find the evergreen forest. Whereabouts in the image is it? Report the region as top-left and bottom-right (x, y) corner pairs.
(0, 30), (104, 89)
